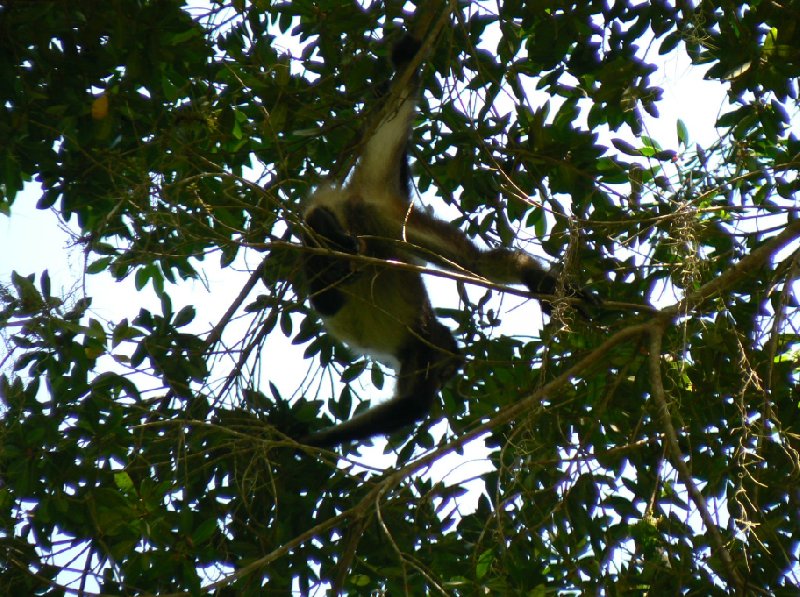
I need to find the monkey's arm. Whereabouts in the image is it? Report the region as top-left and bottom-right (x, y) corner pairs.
(397, 207), (598, 306)
(302, 205), (360, 316)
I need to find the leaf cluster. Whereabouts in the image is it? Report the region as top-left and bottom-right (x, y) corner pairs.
(1, 1), (799, 594)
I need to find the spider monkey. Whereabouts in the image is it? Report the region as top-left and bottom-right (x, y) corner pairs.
(299, 34), (596, 448)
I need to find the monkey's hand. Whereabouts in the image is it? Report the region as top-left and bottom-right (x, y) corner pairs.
(391, 34), (422, 70)
(521, 267), (601, 316)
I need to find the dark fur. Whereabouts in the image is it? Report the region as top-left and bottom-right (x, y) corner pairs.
(300, 35), (595, 447)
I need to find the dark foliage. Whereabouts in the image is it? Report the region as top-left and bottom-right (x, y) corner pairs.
(1, 1), (798, 594)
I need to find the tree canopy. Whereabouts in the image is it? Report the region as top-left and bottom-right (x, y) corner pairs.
(1, 1), (799, 594)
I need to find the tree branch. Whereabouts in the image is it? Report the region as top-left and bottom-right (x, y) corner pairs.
(647, 324), (747, 593)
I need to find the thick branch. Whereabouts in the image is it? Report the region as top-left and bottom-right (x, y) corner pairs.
(647, 324), (746, 594)
(668, 217), (800, 317)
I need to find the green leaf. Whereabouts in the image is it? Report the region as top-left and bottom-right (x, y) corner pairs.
(341, 360), (367, 383)
(611, 138), (640, 156)
(87, 257), (113, 274)
(172, 305), (196, 327)
(190, 518), (218, 544)
(677, 119), (689, 148)
(114, 472), (135, 493)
